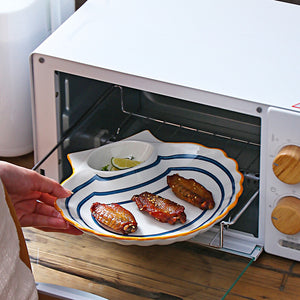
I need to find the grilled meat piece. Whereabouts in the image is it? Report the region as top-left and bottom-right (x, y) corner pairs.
(132, 192), (186, 225)
(91, 202), (137, 234)
(167, 174), (215, 210)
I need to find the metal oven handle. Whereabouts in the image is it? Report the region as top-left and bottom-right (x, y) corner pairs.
(220, 189), (259, 248)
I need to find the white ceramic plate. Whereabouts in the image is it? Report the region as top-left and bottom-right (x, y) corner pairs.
(55, 130), (243, 246)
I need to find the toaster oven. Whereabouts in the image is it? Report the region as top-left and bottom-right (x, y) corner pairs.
(30, 0), (300, 262)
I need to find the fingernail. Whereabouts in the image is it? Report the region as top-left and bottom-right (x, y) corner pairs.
(65, 189), (73, 196)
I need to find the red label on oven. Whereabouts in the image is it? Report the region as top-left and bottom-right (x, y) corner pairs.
(292, 103), (300, 109)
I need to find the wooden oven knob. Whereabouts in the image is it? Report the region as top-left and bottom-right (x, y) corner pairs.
(272, 145), (300, 184)
(271, 196), (300, 235)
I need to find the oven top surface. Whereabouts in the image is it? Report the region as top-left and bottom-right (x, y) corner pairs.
(34, 0), (300, 110)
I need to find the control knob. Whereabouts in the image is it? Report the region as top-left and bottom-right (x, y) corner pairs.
(272, 196), (300, 235)
(272, 145), (300, 184)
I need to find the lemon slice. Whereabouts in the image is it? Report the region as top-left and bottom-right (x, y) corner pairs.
(111, 157), (141, 170)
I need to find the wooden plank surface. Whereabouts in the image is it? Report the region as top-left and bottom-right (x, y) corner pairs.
(23, 228), (250, 300)
(2, 153), (300, 299)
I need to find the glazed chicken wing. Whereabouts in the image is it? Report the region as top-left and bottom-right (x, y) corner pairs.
(91, 202), (137, 234)
(167, 174), (215, 210)
(132, 192), (186, 225)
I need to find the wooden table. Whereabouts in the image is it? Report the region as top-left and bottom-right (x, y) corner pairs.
(2, 153), (300, 299)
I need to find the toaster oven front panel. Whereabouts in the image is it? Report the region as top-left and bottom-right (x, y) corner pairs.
(265, 107), (300, 261)
(51, 71), (262, 258)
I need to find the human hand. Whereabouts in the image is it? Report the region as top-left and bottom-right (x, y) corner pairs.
(0, 161), (82, 235)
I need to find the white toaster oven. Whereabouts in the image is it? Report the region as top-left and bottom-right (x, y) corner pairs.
(30, 0), (300, 261)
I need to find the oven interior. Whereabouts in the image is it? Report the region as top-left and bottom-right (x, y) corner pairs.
(54, 72), (261, 239)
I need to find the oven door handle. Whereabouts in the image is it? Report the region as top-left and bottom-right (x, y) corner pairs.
(220, 189), (259, 248)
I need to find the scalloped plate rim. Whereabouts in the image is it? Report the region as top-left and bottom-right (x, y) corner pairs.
(55, 130), (244, 245)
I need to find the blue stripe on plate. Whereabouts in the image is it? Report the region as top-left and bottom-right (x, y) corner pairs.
(74, 167), (226, 236)
(65, 154), (236, 237)
(72, 154), (233, 191)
